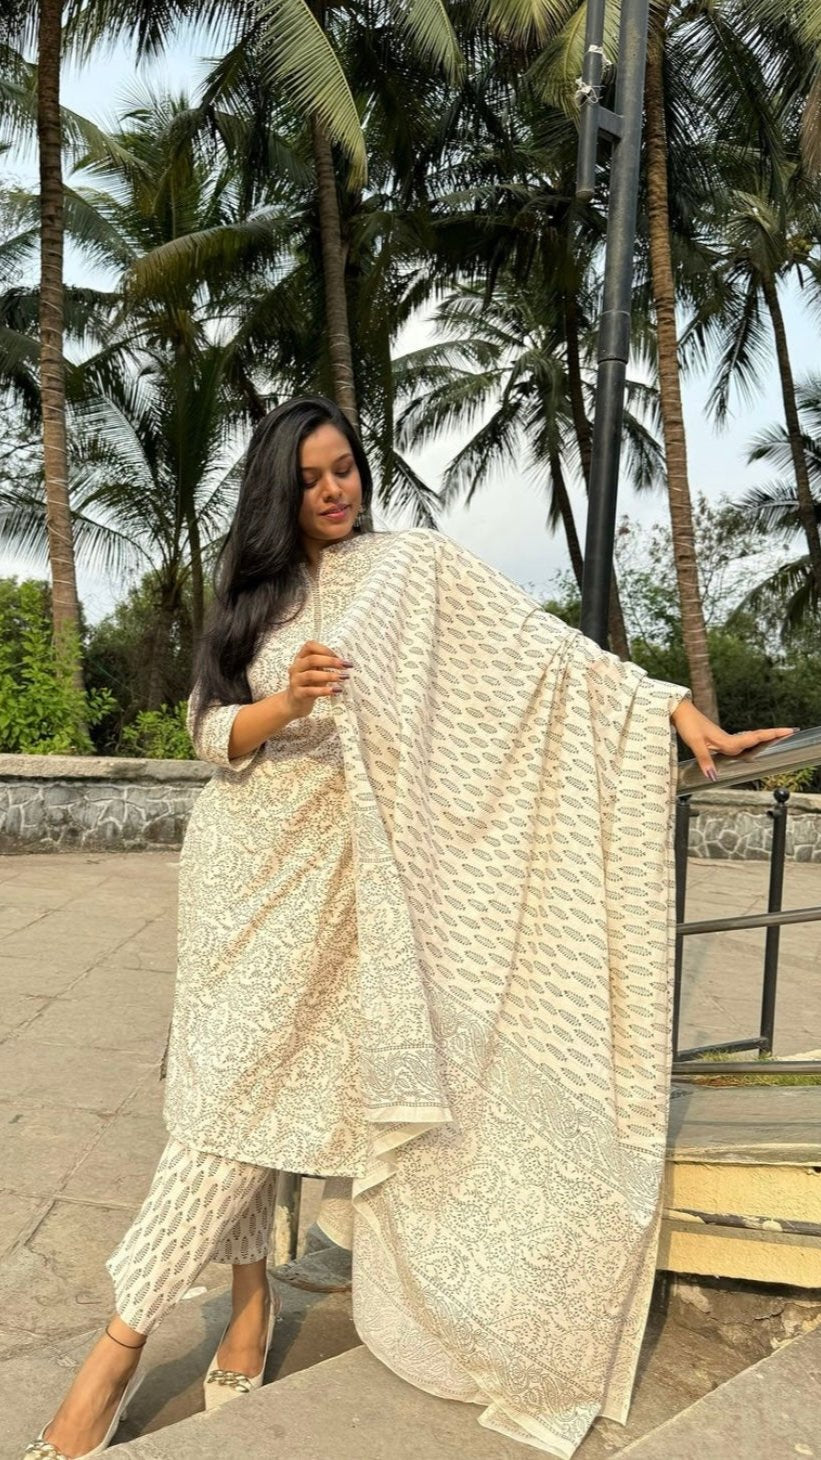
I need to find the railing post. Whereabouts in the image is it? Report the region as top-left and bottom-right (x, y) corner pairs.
(672, 794), (693, 1055)
(759, 787), (790, 1056)
(274, 1171), (302, 1265)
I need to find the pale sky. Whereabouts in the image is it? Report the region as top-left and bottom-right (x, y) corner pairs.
(2, 27), (814, 623)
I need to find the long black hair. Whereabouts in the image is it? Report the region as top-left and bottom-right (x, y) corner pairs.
(190, 395), (373, 741)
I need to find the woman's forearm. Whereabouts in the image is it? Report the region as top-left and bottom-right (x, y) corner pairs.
(668, 693), (796, 779)
(227, 691), (296, 760)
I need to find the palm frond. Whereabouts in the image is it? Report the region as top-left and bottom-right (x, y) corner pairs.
(252, 0), (367, 187)
(390, 0), (464, 83)
(736, 478), (821, 535)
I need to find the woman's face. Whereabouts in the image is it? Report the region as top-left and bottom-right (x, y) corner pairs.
(297, 422), (362, 553)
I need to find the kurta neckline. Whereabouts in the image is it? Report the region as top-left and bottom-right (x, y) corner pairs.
(303, 530), (366, 581)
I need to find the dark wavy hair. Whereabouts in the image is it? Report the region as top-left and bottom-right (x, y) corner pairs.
(189, 395), (373, 742)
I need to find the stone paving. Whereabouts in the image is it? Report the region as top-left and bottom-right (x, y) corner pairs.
(678, 857), (821, 1057)
(0, 850), (819, 1455)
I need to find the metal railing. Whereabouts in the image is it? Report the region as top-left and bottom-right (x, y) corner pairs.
(672, 726), (821, 1078)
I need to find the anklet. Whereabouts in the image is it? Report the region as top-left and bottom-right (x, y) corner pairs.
(105, 1325), (147, 1349)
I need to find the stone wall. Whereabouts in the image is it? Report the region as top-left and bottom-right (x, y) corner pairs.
(1, 754), (821, 859)
(683, 790), (821, 863)
(0, 755), (208, 853)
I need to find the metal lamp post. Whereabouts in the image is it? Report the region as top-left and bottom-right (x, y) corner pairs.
(576, 0), (652, 649)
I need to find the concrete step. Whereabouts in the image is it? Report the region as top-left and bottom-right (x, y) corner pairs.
(112, 1344), (528, 1460)
(619, 1319), (821, 1459)
(662, 1084), (821, 1285)
(109, 1305), (821, 1460)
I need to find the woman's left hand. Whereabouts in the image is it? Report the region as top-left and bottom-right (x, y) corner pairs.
(670, 698), (797, 781)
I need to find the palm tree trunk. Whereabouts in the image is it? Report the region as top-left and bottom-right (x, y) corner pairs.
(564, 293), (631, 659)
(146, 576), (180, 710)
(310, 110), (375, 530)
(310, 112), (360, 434)
(186, 507), (205, 643)
(761, 272), (821, 597)
(644, 26), (717, 719)
(37, 0), (83, 688)
(549, 449), (584, 590)
(564, 292), (593, 483)
(307, 2), (372, 532)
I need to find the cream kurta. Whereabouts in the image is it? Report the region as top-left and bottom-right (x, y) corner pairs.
(163, 529), (395, 1174)
(162, 527), (691, 1458)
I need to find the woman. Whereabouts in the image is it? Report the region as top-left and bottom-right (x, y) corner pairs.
(24, 395), (795, 1460)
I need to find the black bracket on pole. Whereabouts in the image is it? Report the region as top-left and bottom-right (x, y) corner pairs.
(575, 0), (608, 202)
(597, 107), (624, 140)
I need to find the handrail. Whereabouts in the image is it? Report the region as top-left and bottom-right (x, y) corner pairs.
(672, 724), (821, 1083)
(676, 724), (821, 793)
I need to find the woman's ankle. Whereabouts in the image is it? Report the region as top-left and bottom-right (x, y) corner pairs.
(230, 1257), (269, 1305)
(99, 1314), (147, 1368)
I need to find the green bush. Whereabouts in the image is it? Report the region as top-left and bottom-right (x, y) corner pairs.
(0, 579), (116, 754)
(83, 572), (195, 755)
(119, 702), (195, 760)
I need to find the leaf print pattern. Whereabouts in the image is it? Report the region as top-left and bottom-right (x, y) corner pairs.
(163, 526), (690, 1455)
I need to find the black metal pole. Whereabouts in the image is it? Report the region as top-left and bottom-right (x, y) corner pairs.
(672, 794), (692, 1055)
(759, 788), (789, 1055)
(578, 0), (651, 648)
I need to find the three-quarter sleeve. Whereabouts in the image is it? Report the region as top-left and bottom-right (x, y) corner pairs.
(186, 681), (262, 772)
(655, 681), (693, 717)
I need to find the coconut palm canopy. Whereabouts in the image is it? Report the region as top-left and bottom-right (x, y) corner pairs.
(0, 0), (819, 732)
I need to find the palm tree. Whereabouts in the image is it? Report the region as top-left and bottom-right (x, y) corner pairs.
(0, 84), (286, 665)
(745, 0), (821, 174)
(0, 5), (83, 682)
(393, 273), (664, 644)
(691, 169), (821, 601)
(212, 0), (461, 531)
(0, 371), (242, 709)
(0, 264), (251, 706)
(734, 375), (821, 631)
(641, 10), (718, 718)
(102, 73), (443, 518)
(643, 0), (821, 710)
(68, 0), (463, 459)
(526, 0), (817, 714)
(462, 0), (718, 710)
(358, 21), (637, 652)
(1, 81), (447, 657)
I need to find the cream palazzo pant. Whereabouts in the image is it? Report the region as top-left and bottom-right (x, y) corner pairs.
(104, 1137), (278, 1336)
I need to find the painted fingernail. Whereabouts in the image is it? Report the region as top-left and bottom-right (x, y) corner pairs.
(705, 767), (718, 782)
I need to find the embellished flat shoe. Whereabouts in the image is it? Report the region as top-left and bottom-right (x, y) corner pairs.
(22, 1369), (145, 1459)
(203, 1272), (281, 1412)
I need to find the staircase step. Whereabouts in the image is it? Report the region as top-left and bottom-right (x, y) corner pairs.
(113, 1345), (529, 1460)
(667, 1083), (821, 1165)
(619, 1320), (821, 1458)
(662, 1085), (821, 1284)
(111, 1294), (804, 1460)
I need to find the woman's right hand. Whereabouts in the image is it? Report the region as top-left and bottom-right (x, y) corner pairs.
(284, 640), (353, 720)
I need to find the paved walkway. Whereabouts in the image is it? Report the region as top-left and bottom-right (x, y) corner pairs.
(679, 858), (821, 1056)
(0, 850), (819, 1455)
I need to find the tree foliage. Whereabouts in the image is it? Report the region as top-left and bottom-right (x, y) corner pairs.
(0, 1), (819, 756)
